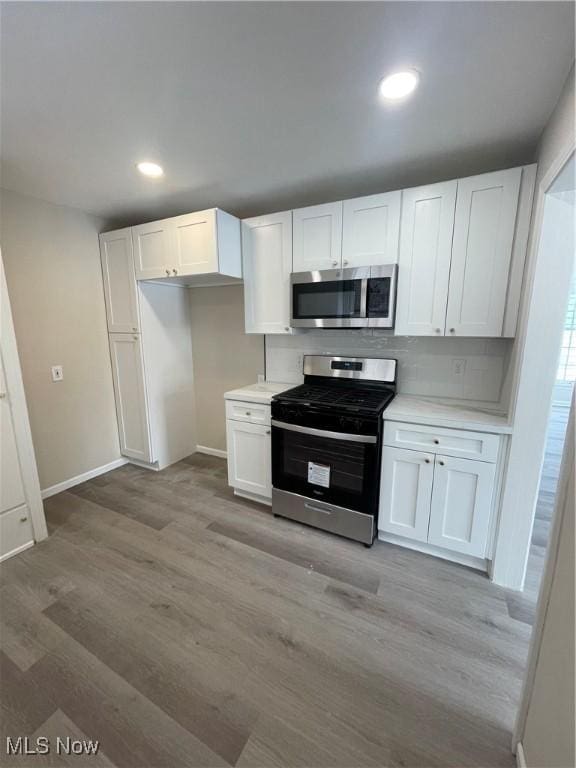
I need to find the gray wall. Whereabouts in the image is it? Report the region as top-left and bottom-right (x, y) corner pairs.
(189, 284), (264, 452)
(0, 189), (121, 490)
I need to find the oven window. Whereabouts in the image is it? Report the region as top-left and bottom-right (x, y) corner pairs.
(367, 277), (390, 318)
(272, 426), (379, 514)
(292, 280), (362, 320)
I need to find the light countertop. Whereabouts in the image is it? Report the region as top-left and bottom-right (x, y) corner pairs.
(224, 381), (295, 405)
(384, 395), (512, 434)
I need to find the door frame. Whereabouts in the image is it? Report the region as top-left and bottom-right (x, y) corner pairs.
(0, 254), (47, 542)
(491, 140), (575, 590)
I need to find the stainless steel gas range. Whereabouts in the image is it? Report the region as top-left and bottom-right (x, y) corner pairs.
(271, 355), (397, 546)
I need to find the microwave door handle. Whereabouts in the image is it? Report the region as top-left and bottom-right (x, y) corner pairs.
(360, 278), (368, 319)
(271, 420), (377, 444)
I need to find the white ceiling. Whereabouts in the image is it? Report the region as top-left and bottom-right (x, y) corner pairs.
(1, 2), (574, 227)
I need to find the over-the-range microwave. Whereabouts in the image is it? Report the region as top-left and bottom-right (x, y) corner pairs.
(290, 265), (397, 329)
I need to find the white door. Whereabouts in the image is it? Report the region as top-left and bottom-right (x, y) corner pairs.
(446, 168), (522, 337)
(379, 446), (434, 542)
(226, 420), (271, 498)
(342, 191), (401, 267)
(99, 229), (140, 333)
(0, 354), (34, 560)
(172, 210), (218, 276)
(428, 455), (495, 557)
(0, 355), (26, 515)
(132, 220), (172, 280)
(292, 202), (343, 272)
(108, 334), (152, 462)
(395, 181), (457, 336)
(242, 212), (293, 334)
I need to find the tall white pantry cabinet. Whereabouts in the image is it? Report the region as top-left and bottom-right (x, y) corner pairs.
(99, 229), (195, 469)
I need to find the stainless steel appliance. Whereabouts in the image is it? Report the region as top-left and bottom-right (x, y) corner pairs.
(290, 265), (397, 329)
(271, 355), (397, 545)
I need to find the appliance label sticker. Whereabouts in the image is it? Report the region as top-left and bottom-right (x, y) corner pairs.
(308, 462), (330, 488)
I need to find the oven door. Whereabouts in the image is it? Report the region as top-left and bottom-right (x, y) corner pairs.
(290, 268), (369, 328)
(271, 419), (380, 515)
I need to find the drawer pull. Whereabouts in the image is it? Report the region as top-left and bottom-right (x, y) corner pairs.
(266, 429), (271, 435)
(424, 458), (430, 464)
(20, 516), (28, 523)
(438, 460), (445, 466)
(433, 439), (439, 444)
(245, 411), (251, 416)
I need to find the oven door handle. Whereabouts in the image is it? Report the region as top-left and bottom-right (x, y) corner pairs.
(271, 420), (377, 444)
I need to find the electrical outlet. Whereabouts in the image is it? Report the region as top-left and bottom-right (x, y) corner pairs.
(51, 365), (63, 382)
(452, 358), (466, 377)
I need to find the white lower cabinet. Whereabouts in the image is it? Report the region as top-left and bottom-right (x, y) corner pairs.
(379, 422), (500, 563)
(379, 448), (433, 542)
(108, 333), (153, 463)
(428, 455), (495, 557)
(225, 402), (272, 503)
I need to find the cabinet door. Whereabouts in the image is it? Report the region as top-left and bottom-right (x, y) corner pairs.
(172, 210), (218, 276)
(446, 168), (522, 337)
(379, 446), (434, 542)
(395, 181), (457, 336)
(99, 229), (140, 333)
(226, 420), (271, 498)
(242, 212), (292, 334)
(0, 355), (26, 515)
(108, 334), (152, 462)
(428, 455), (495, 557)
(342, 191), (401, 267)
(132, 220), (172, 280)
(292, 202), (343, 272)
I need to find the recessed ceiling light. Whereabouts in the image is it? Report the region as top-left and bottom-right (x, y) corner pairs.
(379, 70), (420, 101)
(137, 161), (164, 178)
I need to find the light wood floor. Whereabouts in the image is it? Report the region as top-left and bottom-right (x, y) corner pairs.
(1, 454), (535, 767)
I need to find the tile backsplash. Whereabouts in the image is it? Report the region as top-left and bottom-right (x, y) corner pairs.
(265, 331), (512, 407)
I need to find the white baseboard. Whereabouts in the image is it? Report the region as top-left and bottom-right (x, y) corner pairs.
(196, 445), (227, 459)
(41, 458), (128, 499)
(0, 540), (35, 563)
(515, 742), (527, 768)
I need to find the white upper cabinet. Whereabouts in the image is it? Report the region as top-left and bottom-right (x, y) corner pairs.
(446, 168), (522, 337)
(342, 191), (401, 268)
(428, 454), (495, 557)
(242, 211), (293, 334)
(292, 202), (343, 272)
(395, 181), (457, 336)
(132, 219), (172, 280)
(172, 210), (218, 276)
(131, 209), (241, 282)
(99, 228), (140, 333)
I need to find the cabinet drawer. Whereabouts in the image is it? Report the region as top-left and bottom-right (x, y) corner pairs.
(0, 504), (34, 562)
(383, 421), (500, 463)
(225, 400), (270, 426)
